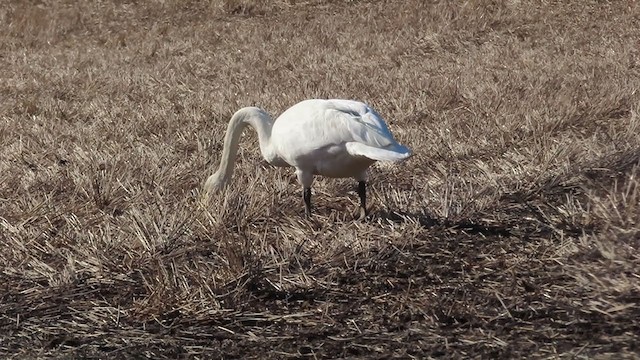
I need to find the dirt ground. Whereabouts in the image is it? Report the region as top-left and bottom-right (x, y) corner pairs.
(1, 0), (639, 358)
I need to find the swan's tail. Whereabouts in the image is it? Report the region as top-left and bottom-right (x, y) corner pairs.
(346, 142), (413, 162)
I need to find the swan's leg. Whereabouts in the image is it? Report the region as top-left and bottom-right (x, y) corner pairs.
(357, 181), (367, 219)
(356, 171), (369, 220)
(296, 169), (314, 217)
(304, 187), (312, 217)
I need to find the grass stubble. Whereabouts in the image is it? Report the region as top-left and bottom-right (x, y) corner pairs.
(1, 0), (639, 358)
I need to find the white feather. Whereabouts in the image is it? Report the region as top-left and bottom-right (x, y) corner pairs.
(204, 99), (412, 215)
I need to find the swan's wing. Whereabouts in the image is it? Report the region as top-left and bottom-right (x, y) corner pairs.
(324, 99), (396, 148)
(345, 142), (413, 161)
(272, 99), (411, 163)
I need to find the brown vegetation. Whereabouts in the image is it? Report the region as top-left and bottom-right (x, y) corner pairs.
(1, 0), (639, 358)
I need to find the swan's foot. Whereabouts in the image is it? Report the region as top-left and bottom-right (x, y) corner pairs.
(355, 206), (368, 221)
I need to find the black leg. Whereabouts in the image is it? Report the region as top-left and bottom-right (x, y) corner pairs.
(357, 181), (367, 219)
(304, 187), (312, 217)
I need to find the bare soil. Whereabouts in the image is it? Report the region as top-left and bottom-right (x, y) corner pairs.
(1, 0), (639, 358)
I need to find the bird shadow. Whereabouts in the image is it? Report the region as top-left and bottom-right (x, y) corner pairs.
(373, 209), (513, 237)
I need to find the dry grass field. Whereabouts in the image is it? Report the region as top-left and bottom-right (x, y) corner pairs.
(1, 0), (640, 358)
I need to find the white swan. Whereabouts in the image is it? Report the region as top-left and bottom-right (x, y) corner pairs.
(204, 99), (412, 218)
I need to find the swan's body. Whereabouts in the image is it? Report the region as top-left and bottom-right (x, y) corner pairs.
(205, 99), (412, 217)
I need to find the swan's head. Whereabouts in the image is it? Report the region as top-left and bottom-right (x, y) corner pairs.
(203, 170), (229, 193)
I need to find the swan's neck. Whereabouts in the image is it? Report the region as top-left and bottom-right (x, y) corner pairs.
(206, 107), (275, 190)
